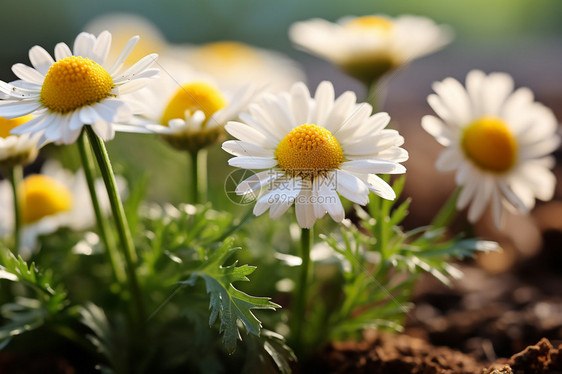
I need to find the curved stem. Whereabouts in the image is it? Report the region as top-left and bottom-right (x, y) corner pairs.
(189, 149), (208, 204)
(9, 165), (23, 254)
(77, 130), (126, 284)
(291, 227), (312, 355)
(85, 126), (145, 323)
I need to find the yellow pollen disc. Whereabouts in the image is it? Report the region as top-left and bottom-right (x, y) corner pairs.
(196, 41), (259, 63)
(461, 116), (518, 173)
(0, 115), (34, 138)
(345, 16), (394, 33)
(20, 175), (73, 224)
(40, 56), (114, 113)
(160, 82), (227, 127)
(275, 124), (344, 177)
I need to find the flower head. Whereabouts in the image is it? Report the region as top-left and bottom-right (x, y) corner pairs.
(141, 59), (259, 152)
(0, 115), (41, 168)
(223, 81), (408, 228)
(0, 31), (159, 145)
(289, 15), (452, 84)
(422, 70), (560, 229)
(0, 160), (126, 257)
(173, 41), (305, 94)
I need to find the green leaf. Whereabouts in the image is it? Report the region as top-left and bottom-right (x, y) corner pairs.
(180, 242), (280, 354)
(243, 330), (296, 374)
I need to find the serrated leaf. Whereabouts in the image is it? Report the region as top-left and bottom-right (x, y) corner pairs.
(181, 244), (279, 353)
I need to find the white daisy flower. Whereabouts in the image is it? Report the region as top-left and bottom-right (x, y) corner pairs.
(422, 70), (560, 229)
(0, 160), (126, 258)
(0, 115), (42, 168)
(140, 58), (260, 152)
(222, 81), (408, 228)
(85, 13), (168, 68)
(0, 30), (159, 145)
(289, 15), (452, 84)
(171, 41), (305, 93)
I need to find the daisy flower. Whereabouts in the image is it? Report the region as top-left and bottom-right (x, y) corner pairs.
(172, 41), (305, 93)
(85, 13), (168, 68)
(222, 81), (408, 228)
(0, 30), (159, 145)
(289, 15), (452, 84)
(140, 58), (259, 152)
(422, 70), (560, 229)
(0, 160), (125, 258)
(0, 114), (42, 168)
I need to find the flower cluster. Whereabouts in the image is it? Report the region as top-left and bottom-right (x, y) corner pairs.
(0, 10), (558, 374)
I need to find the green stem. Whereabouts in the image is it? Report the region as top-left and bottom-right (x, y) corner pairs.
(85, 126), (145, 322)
(8, 165), (23, 254)
(77, 130), (126, 285)
(291, 227), (312, 355)
(431, 187), (461, 229)
(189, 149), (207, 204)
(366, 79), (387, 113)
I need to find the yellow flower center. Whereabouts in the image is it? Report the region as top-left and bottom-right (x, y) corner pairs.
(20, 175), (73, 224)
(275, 124), (344, 178)
(461, 116), (518, 173)
(344, 16), (394, 33)
(197, 41), (259, 63)
(40, 56), (114, 113)
(0, 115), (34, 138)
(160, 82), (227, 127)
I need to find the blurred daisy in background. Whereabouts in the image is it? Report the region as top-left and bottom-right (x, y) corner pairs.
(223, 81), (408, 228)
(0, 115), (42, 168)
(422, 70), (560, 229)
(289, 15), (452, 85)
(174, 41), (305, 93)
(140, 58), (260, 152)
(0, 30), (159, 145)
(85, 13), (169, 69)
(0, 161), (126, 258)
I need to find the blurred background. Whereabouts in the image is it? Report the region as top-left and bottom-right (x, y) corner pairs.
(1, 0), (561, 271)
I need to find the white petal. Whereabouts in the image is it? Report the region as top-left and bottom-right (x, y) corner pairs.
(335, 170), (370, 205)
(467, 178), (493, 223)
(0, 81), (40, 98)
(432, 77), (471, 125)
(235, 169), (283, 195)
(11, 64), (44, 85)
(332, 103), (372, 139)
(457, 179), (477, 210)
(73, 32), (96, 58)
(491, 186), (503, 230)
(366, 174), (396, 200)
(225, 121), (278, 148)
(69, 109), (84, 131)
(228, 156), (277, 169)
(318, 175), (344, 222)
(0, 100), (42, 118)
(54, 43), (72, 61)
(108, 36), (139, 74)
(114, 53), (158, 80)
(295, 188), (316, 229)
(222, 140), (274, 157)
(435, 148), (462, 172)
(421, 115), (453, 146)
(28, 46), (54, 75)
(323, 91), (357, 133)
(92, 31), (112, 65)
(269, 181), (301, 219)
(312, 81), (334, 126)
(289, 82), (312, 126)
(340, 159), (406, 175)
(499, 181), (529, 213)
(481, 72), (513, 115)
(79, 106), (99, 125)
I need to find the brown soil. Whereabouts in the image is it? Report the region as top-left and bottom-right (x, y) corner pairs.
(315, 333), (562, 374)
